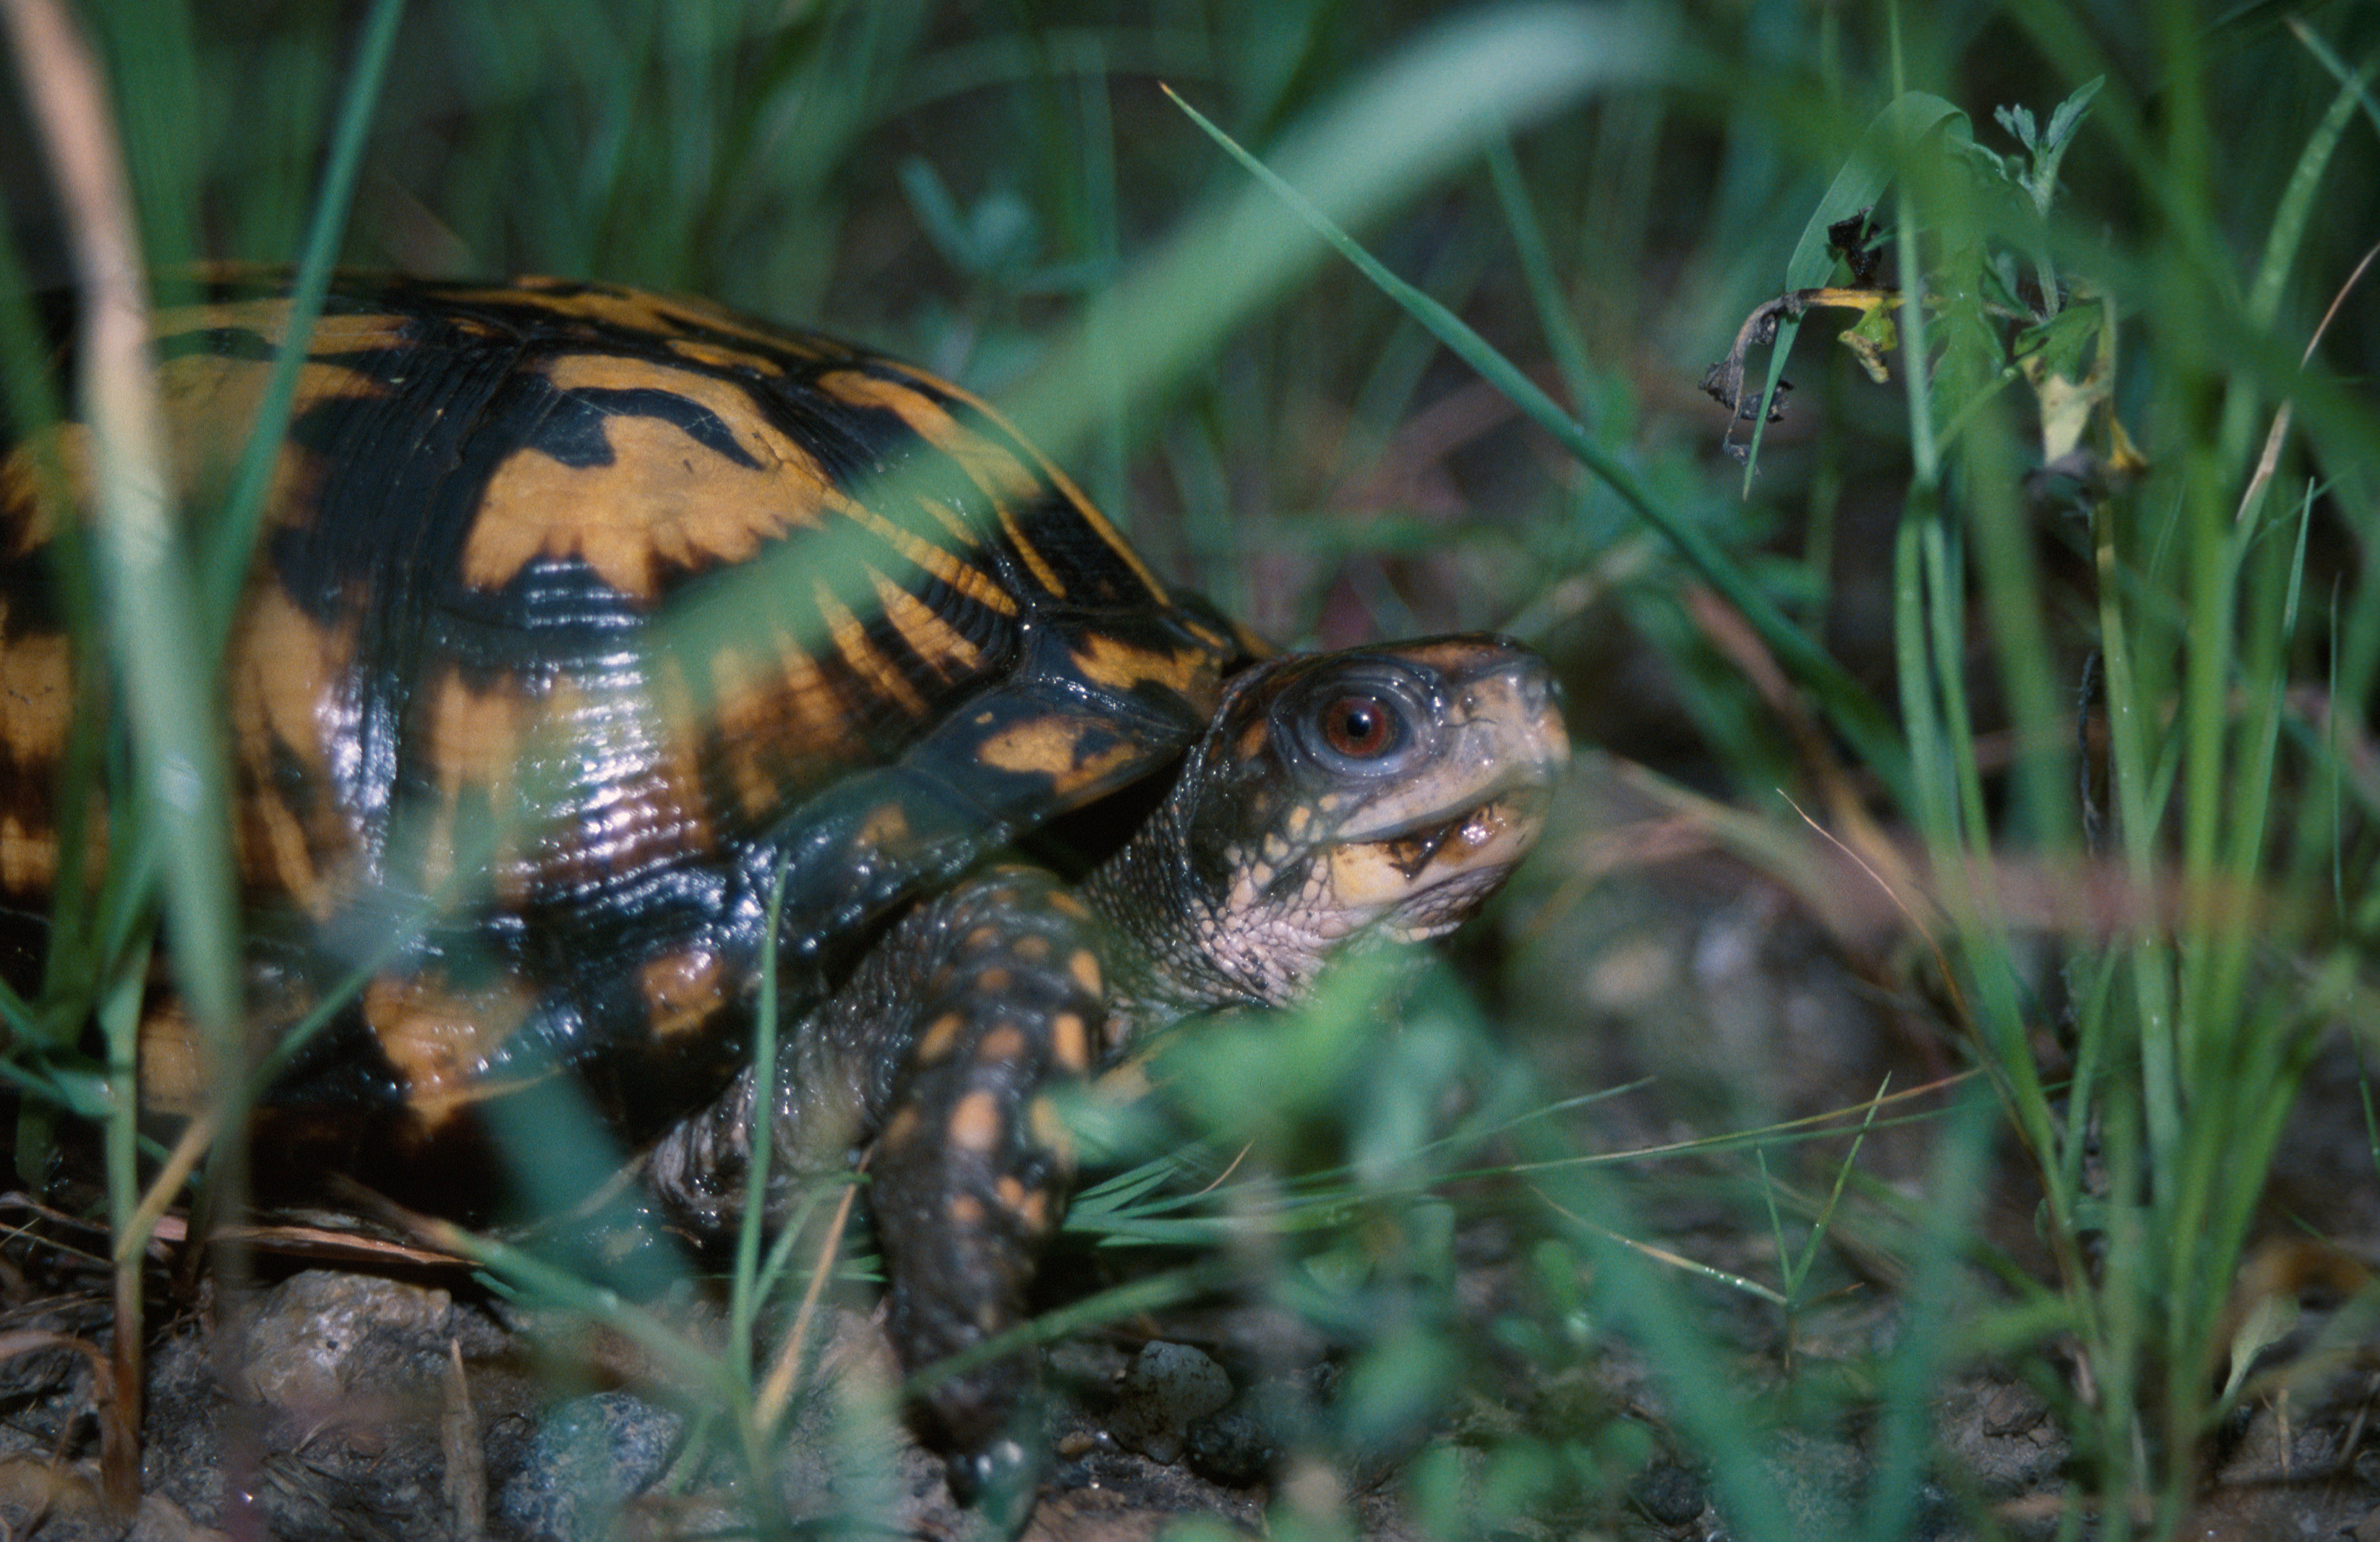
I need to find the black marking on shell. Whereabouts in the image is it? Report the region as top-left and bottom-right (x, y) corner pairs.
(513, 384), (764, 474)
(0, 540), (66, 643)
(156, 325), (279, 364)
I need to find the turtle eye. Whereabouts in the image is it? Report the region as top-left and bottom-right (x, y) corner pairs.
(1318, 692), (1401, 760)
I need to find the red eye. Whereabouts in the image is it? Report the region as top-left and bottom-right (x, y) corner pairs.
(1321, 694), (1396, 758)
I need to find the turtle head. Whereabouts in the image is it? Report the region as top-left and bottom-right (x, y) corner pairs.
(1090, 634), (1567, 1021)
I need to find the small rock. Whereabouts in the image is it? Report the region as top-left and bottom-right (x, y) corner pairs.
(494, 1391), (685, 1542)
(1184, 1405), (1282, 1487)
(236, 1270), (454, 1418)
(1106, 1343), (1233, 1465)
(1628, 1459), (1705, 1526)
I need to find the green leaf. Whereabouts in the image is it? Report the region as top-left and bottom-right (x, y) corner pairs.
(1785, 91), (1974, 291)
(1994, 101), (2039, 153)
(2041, 75), (2107, 156)
(2014, 303), (2108, 463)
(1839, 301), (1900, 384)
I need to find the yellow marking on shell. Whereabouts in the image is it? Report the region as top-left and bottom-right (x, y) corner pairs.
(995, 508), (1069, 597)
(870, 566), (980, 678)
(963, 923), (1000, 951)
(858, 801), (910, 849)
(640, 948), (726, 1040)
(1069, 633), (1220, 705)
(949, 1090), (1002, 1152)
(414, 662), (711, 910)
(812, 578), (930, 720)
(949, 1194), (986, 1227)
(134, 974), (324, 1122)
(1050, 1012), (1090, 1073)
(226, 588), (361, 916)
(699, 622), (862, 822)
(814, 369), (1045, 513)
(8, 339), (367, 548)
(1047, 891), (1089, 920)
(135, 998), (207, 1117)
(866, 362), (1173, 600)
(413, 665), (529, 894)
(916, 1012), (966, 1065)
(0, 457), (95, 899)
(667, 336), (788, 377)
(457, 279), (848, 364)
(462, 354), (850, 598)
(1068, 950), (1101, 995)
(0, 630), (72, 893)
(156, 296), (414, 358)
(148, 337), (390, 517)
(0, 426), (87, 549)
(814, 367), (1151, 603)
(978, 718), (1141, 795)
(838, 497), (1015, 618)
(1094, 1058), (1152, 1104)
(364, 973), (536, 1122)
(0, 815), (59, 896)
(978, 1025), (1026, 1066)
(1012, 934), (1051, 963)
(974, 966), (1012, 995)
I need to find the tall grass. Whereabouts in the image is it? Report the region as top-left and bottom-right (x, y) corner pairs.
(1, 1), (2376, 1538)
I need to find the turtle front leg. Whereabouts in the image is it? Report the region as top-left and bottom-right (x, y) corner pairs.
(863, 866), (1104, 1494)
(647, 864), (1104, 1498)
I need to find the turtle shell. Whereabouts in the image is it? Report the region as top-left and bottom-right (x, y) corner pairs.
(0, 271), (1244, 1182)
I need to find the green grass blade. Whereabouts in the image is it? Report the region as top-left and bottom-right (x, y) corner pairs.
(203, 0), (407, 636)
(1004, 7), (1663, 467)
(1486, 135), (1596, 419)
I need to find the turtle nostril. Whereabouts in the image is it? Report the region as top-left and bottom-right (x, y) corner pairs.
(1498, 659), (1558, 719)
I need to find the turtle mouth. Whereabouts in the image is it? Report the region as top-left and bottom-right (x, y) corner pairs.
(1319, 769), (1558, 944)
(1372, 778), (1557, 883)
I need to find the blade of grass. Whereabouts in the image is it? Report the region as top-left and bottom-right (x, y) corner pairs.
(202, 0), (407, 637)
(1485, 135), (1595, 422)
(2216, 53), (2372, 488)
(1005, 6), (1663, 474)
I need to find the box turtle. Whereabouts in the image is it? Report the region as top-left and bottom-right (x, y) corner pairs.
(0, 271), (1566, 1491)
